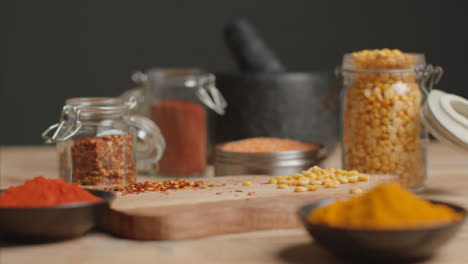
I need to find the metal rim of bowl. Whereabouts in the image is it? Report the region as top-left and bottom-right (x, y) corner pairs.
(214, 142), (327, 164)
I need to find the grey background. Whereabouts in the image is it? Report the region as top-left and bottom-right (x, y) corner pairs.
(2, 0), (466, 145)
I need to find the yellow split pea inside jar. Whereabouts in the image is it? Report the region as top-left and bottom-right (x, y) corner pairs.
(341, 49), (427, 190)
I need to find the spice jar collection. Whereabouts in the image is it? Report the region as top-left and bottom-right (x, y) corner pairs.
(36, 48), (451, 196)
(40, 50), (447, 190)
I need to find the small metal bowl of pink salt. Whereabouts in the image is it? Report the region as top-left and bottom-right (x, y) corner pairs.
(214, 137), (327, 176)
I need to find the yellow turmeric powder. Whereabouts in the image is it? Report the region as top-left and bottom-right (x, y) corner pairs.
(308, 183), (462, 229)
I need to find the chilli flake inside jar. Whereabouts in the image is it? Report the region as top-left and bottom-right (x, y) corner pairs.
(71, 134), (135, 185)
(340, 49), (441, 191)
(42, 97), (165, 186)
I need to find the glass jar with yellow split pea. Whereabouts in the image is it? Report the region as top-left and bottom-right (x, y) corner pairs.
(339, 49), (443, 191)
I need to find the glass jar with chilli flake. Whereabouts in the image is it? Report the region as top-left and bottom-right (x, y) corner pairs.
(42, 97), (166, 186)
(339, 49), (443, 191)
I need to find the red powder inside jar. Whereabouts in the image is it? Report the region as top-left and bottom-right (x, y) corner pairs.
(151, 100), (206, 176)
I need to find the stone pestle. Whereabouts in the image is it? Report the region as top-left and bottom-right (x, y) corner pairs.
(224, 18), (286, 73)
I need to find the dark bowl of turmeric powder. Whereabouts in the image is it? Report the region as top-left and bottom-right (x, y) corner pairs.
(298, 183), (467, 261)
(0, 176), (115, 242)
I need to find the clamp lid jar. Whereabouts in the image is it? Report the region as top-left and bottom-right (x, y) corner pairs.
(42, 97), (165, 185)
(340, 49), (443, 191)
(122, 68), (227, 177)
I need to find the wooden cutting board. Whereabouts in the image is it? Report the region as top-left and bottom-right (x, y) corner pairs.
(101, 174), (397, 240)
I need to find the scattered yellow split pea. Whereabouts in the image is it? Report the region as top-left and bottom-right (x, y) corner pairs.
(350, 187), (363, 195)
(295, 187), (307, 192)
(242, 181), (253, 186)
(278, 179), (289, 184)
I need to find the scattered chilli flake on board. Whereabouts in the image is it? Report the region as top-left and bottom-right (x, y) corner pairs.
(106, 179), (216, 195)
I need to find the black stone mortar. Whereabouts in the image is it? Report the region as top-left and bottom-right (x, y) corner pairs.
(212, 19), (340, 151)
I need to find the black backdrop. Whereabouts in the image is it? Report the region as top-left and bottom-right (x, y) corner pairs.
(1, 0), (466, 145)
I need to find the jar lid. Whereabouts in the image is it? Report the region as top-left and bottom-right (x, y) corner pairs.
(421, 89), (468, 151)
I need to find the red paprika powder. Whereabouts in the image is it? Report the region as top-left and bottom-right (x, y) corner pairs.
(151, 100), (206, 176)
(0, 176), (101, 208)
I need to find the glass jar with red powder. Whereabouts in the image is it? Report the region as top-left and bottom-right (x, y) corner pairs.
(42, 97), (166, 185)
(123, 68), (226, 177)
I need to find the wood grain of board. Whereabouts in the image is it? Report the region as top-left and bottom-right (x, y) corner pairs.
(102, 174), (398, 240)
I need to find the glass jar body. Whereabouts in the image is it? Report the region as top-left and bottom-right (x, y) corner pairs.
(341, 54), (428, 190)
(126, 68), (225, 177)
(149, 69), (208, 177)
(44, 97), (165, 186)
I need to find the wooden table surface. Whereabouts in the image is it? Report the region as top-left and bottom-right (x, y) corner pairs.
(1, 142), (468, 264)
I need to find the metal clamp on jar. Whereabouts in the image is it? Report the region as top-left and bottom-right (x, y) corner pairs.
(42, 97), (165, 185)
(420, 68), (468, 152)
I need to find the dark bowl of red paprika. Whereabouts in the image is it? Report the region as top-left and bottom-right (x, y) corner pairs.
(0, 189), (115, 242)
